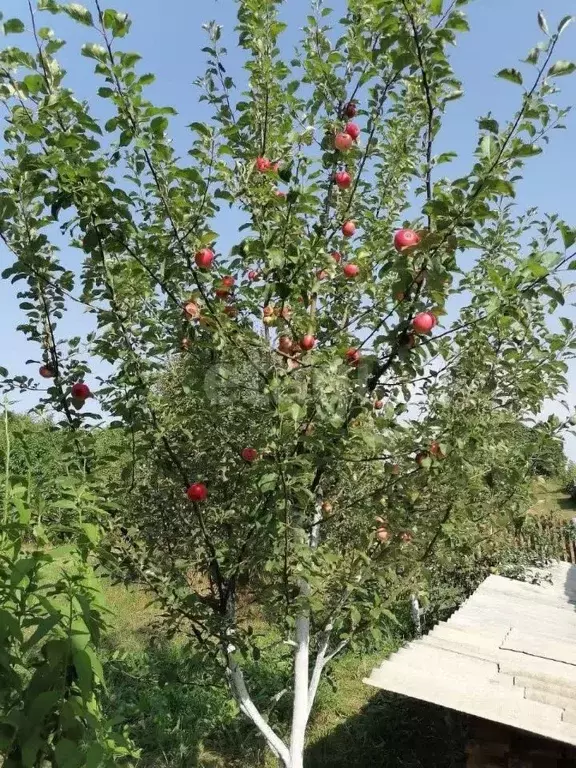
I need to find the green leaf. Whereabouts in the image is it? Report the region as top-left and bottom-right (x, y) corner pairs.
(3, 18), (25, 34)
(430, 0), (443, 15)
(55, 738), (84, 768)
(23, 614), (61, 652)
(497, 68), (523, 86)
(558, 16), (574, 36)
(444, 89), (464, 102)
(548, 60), (576, 78)
(526, 259), (548, 279)
(81, 43), (107, 61)
(63, 3), (93, 25)
(73, 648), (93, 696)
(537, 10), (549, 35)
(558, 222), (576, 249)
(515, 143), (542, 157)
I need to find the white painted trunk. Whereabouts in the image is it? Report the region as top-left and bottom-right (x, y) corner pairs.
(290, 595), (310, 768)
(227, 648), (291, 767)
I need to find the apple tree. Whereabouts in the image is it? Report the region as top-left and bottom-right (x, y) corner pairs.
(1, 1), (576, 766)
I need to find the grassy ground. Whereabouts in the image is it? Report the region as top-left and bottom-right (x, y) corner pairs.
(99, 579), (468, 768)
(96, 479), (573, 766)
(529, 478), (575, 520)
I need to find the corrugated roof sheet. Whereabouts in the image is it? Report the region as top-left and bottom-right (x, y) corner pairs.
(364, 561), (576, 746)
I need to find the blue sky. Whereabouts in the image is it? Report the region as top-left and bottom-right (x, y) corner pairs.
(1, 0), (576, 455)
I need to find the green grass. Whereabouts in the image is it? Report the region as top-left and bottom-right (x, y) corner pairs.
(91, 478), (574, 766)
(529, 478), (575, 520)
(98, 579), (468, 768)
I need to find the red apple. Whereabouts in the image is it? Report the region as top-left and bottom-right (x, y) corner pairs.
(263, 305), (274, 317)
(343, 263), (360, 278)
(316, 270), (328, 280)
(345, 122), (360, 140)
(241, 447), (258, 462)
(186, 482), (208, 502)
(331, 250), (342, 263)
(334, 170), (352, 190)
(215, 288), (229, 300)
(181, 338), (191, 351)
(376, 527), (390, 543)
(374, 399), (384, 410)
(300, 334), (316, 351)
(345, 101), (357, 118)
(247, 270), (260, 281)
(255, 156), (271, 172)
(221, 275), (235, 288)
(334, 132), (353, 151)
(71, 382), (90, 400)
(275, 189), (286, 199)
(394, 291), (405, 303)
(342, 220), (356, 238)
(184, 300), (200, 319)
(39, 365), (55, 379)
(224, 305), (238, 317)
(430, 440), (445, 459)
(412, 312), (435, 334)
(394, 229), (421, 252)
(272, 162), (280, 173)
(195, 248), (215, 269)
(278, 305), (292, 321)
(321, 501), (333, 514)
(391, 463), (400, 475)
(345, 348), (361, 366)
(278, 335), (293, 354)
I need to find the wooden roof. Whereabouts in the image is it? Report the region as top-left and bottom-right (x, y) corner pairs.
(364, 561), (576, 746)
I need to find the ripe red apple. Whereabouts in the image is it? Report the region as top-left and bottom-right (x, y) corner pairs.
(412, 312), (435, 334)
(399, 531), (413, 544)
(334, 132), (353, 151)
(215, 288), (229, 300)
(221, 275), (235, 288)
(39, 365), (55, 379)
(394, 229), (421, 252)
(345, 348), (361, 366)
(195, 248), (214, 269)
(186, 482), (208, 502)
(181, 338), (191, 351)
(342, 220), (356, 238)
(321, 501), (333, 514)
(300, 334), (316, 351)
(278, 305), (292, 321)
(248, 270), (259, 281)
(275, 189), (286, 199)
(374, 399), (384, 410)
(224, 305), (238, 318)
(316, 270), (328, 280)
(71, 382), (90, 400)
(430, 440), (445, 459)
(241, 447), (258, 462)
(255, 156), (271, 172)
(184, 300), (200, 319)
(376, 527), (390, 543)
(263, 305), (274, 318)
(278, 335), (293, 354)
(344, 101), (357, 118)
(331, 251), (342, 263)
(343, 263), (360, 278)
(394, 291), (405, 303)
(272, 162), (280, 173)
(334, 170), (352, 190)
(345, 122), (360, 140)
